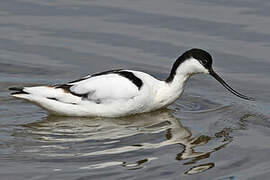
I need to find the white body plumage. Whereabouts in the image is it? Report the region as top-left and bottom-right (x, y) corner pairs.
(12, 70), (184, 117)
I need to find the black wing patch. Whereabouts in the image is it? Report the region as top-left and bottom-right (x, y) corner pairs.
(115, 71), (143, 90)
(55, 84), (88, 98)
(93, 69), (143, 90)
(55, 69), (143, 97)
(73, 69), (143, 90)
(67, 69), (123, 84)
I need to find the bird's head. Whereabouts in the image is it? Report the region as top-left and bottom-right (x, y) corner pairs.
(167, 48), (254, 101)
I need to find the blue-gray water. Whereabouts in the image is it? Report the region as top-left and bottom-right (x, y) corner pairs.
(1, 0), (270, 179)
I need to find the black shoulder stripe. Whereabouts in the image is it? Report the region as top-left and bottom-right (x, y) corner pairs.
(90, 69), (143, 90)
(116, 71), (143, 90)
(91, 69), (123, 77)
(68, 69), (123, 84)
(55, 69), (143, 98)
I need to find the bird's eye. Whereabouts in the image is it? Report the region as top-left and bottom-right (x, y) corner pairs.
(200, 60), (207, 65)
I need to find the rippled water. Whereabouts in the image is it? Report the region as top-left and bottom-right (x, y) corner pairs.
(1, 0), (270, 179)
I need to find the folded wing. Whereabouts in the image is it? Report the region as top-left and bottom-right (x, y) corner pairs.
(61, 72), (141, 103)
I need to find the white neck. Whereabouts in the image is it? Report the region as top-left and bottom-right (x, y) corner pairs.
(153, 58), (208, 109)
(154, 74), (189, 108)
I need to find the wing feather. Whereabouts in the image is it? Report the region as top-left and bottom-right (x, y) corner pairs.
(66, 72), (141, 102)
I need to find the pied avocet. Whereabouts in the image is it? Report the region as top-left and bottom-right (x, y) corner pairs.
(9, 48), (254, 117)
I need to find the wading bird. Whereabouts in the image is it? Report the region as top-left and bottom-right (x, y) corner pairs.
(9, 49), (254, 117)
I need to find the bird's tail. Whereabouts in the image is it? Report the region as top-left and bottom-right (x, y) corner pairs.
(9, 87), (31, 99)
(9, 85), (82, 115)
(9, 85), (73, 100)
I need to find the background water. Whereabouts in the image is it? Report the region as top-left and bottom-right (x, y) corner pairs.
(0, 0), (270, 179)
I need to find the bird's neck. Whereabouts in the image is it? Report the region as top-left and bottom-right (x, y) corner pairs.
(165, 58), (195, 95)
(154, 73), (190, 109)
(153, 58), (204, 109)
(166, 73), (190, 97)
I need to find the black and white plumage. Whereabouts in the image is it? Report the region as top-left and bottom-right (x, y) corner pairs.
(9, 49), (254, 117)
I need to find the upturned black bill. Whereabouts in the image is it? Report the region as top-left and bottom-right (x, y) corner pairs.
(209, 68), (254, 101)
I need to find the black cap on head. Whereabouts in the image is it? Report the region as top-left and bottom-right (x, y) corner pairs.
(184, 48), (213, 69)
(166, 48), (212, 82)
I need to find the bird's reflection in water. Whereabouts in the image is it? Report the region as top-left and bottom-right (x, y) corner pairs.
(21, 110), (230, 174)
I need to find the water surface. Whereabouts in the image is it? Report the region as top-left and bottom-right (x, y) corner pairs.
(1, 0), (270, 179)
